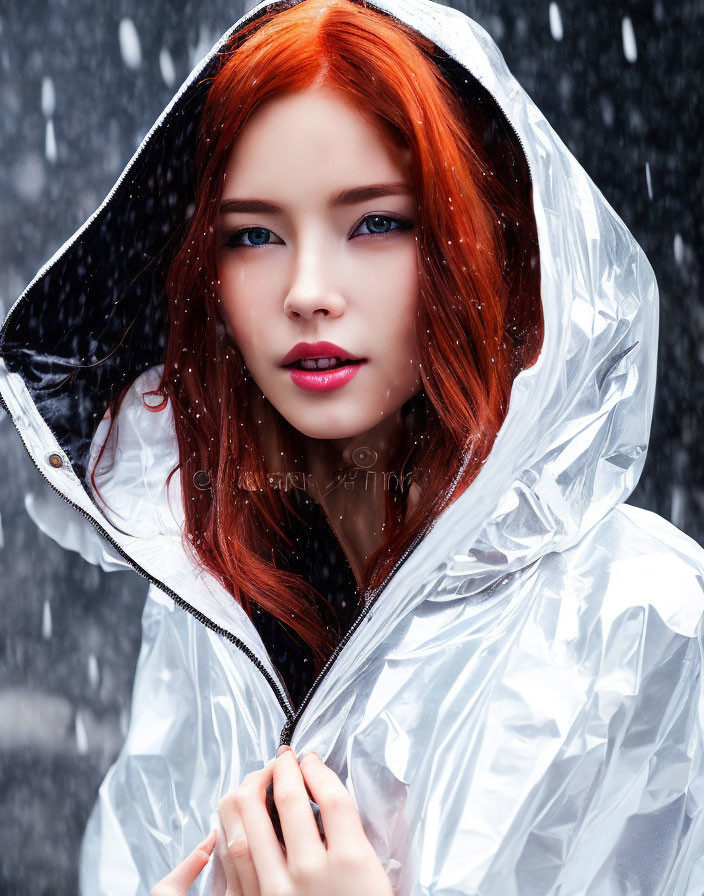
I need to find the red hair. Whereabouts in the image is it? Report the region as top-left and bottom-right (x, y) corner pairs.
(92, 0), (543, 674)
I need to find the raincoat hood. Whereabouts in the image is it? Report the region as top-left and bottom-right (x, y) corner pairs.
(3, 1), (704, 894)
(0, 0), (661, 665)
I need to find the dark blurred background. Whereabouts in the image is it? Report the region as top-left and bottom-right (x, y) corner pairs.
(0, 0), (701, 892)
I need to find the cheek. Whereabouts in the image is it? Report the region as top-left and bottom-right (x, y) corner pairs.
(217, 280), (264, 361)
(392, 256), (422, 388)
(218, 296), (264, 364)
(382, 254), (421, 359)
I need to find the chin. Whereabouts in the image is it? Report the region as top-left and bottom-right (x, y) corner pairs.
(287, 417), (376, 442)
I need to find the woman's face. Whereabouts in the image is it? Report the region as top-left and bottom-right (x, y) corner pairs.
(216, 86), (422, 446)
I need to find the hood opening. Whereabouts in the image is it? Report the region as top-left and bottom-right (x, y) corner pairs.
(0, 0), (535, 492)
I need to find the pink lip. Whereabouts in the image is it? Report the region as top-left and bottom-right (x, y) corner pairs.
(288, 360), (367, 392)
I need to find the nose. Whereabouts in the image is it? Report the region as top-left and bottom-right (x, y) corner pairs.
(283, 235), (346, 320)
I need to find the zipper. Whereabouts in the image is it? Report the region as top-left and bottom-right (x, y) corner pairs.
(278, 444), (473, 748)
(0, 387), (295, 724)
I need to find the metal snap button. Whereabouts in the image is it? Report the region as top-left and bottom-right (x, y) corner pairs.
(48, 453), (63, 468)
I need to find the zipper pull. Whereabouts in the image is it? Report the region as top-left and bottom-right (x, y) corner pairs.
(279, 718), (293, 748)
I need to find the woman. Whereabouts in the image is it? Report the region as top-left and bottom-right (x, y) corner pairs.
(1, 0), (703, 894)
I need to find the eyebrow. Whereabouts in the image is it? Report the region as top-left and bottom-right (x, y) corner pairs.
(218, 182), (413, 215)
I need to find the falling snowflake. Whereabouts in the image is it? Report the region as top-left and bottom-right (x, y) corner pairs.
(622, 17), (637, 63)
(159, 47), (176, 87)
(549, 3), (563, 41)
(119, 18), (142, 70)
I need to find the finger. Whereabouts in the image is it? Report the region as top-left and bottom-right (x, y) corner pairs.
(150, 829), (217, 896)
(215, 820), (244, 896)
(232, 765), (290, 889)
(298, 753), (368, 848)
(219, 794), (260, 896)
(273, 748), (327, 864)
(227, 816), (260, 896)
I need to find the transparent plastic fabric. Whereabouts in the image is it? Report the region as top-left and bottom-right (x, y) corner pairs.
(1, 0), (704, 893)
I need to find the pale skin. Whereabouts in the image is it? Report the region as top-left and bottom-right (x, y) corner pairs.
(153, 84), (422, 893)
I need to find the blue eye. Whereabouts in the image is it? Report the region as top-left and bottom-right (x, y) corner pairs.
(221, 215), (413, 250)
(222, 227), (280, 249)
(353, 214), (411, 239)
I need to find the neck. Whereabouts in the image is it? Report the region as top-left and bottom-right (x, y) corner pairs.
(303, 406), (411, 501)
(300, 407), (420, 589)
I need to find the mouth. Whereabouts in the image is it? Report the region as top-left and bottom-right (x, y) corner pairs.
(284, 357), (368, 393)
(284, 357), (366, 371)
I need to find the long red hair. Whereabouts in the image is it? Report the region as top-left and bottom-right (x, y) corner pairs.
(92, 0), (543, 674)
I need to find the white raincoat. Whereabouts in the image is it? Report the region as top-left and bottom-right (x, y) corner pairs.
(2, 0), (704, 893)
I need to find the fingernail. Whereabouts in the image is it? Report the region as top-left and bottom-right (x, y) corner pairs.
(301, 750), (320, 762)
(277, 744), (291, 756)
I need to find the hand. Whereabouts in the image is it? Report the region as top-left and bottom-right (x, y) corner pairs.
(150, 828), (217, 896)
(218, 747), (394, 896)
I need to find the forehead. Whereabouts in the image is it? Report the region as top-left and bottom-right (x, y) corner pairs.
(222, 87), (412, 196)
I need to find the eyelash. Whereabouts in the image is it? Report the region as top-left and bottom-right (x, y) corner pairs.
(221, 214), (414, 250)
